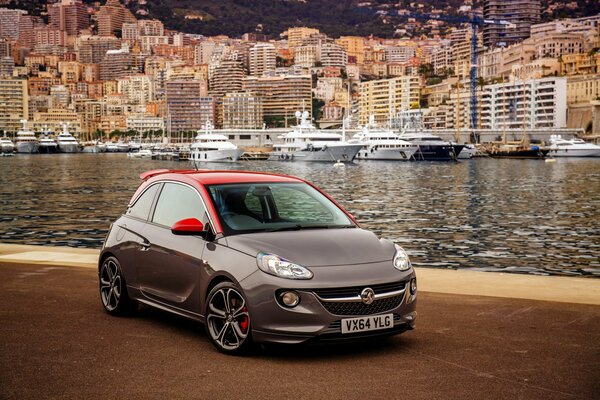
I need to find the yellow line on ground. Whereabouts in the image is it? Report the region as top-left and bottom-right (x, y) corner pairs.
(0, 243), (599, 305)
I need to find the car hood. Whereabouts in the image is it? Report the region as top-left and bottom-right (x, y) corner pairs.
(224, 228), (395, 267)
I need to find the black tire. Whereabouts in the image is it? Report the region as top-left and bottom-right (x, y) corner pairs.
(205, 281), (253, 355)
(99, 256), (138, 315)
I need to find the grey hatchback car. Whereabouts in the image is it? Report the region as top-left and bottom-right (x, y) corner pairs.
(99, 169), (417, 354)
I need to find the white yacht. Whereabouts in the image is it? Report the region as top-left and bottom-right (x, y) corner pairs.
(15, 120), (39, 154)
(106, 140), (129, 152)
(350, 120), (417, 161)
(190, 121), (244, 162)
(56, 124), (80, 153)
(38, 126), (58, 154)
(548, 135), (600, 157)
(269, 111), (362, 162)
(456, 144), (478, 159)
(0, 135), (15, 153)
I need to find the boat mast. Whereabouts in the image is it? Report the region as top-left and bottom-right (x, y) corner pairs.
(456, 76), (461, 144)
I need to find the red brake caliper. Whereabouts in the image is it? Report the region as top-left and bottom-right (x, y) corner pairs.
(239, 306), (249, 332)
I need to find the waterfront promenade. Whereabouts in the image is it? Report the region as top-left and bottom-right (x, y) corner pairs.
(1, 244), (598, 399)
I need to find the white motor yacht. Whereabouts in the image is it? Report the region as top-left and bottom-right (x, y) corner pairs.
(350, 120), (417, 161)
(56, 124), (80, 153)
(0, 135), (15, 153)
(38, 126), (58, 154)
(190, 121), (244, 162)
(548, 135), (600, 157)
(15, 120), (39, 154)
(269, 111), (362, 162)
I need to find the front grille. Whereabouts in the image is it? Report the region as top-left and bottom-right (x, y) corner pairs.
(312, 281), (405, 299)
(319, 294), (404, 316)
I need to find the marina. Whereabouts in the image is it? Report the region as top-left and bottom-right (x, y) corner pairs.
(0, 153), (598, 277)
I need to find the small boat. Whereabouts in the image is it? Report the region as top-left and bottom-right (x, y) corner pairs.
(456, 144), (478, 159)
(398, 131), (463, 161)
(56, 124), (80, 153)
(127, 149), (153, 159)
(15, 120), (39, 154)
(548, 135), (600, 157)
(0, 135), (15, 153)
(190, 121), (245, 163)
(38, 126), (58, 154)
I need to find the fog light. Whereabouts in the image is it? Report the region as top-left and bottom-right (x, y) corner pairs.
(280, 291), (300, 307)
(410, 278), (417, 295)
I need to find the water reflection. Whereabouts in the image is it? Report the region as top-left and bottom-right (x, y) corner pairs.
(1, 154), (599, 277)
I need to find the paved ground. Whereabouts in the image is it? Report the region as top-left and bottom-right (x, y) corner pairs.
(1, 262), (599, 399)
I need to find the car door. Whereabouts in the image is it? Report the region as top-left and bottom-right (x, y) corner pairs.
(137, 181), (209, 315)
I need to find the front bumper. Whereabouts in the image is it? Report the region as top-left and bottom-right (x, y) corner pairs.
(239, 263), (417, 345)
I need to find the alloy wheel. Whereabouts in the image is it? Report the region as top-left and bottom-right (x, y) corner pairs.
(206, 286), (250, 352)
(100, 258), (122, 312)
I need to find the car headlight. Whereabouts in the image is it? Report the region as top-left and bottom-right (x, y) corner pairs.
(393, 245), (412, 271)
(257, 253), (313, 280)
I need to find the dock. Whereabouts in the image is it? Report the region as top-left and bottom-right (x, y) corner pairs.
(0, 243), (598, 399)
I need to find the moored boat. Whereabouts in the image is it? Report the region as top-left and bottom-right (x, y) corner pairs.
(350, 121), (418, 161)
(15, 120), (39, 154)
(190, 122), (244, 163)
(0, 135), (15, 153)
(38, 126), (58, 154)
(56, 124), (80, 153)
(548, 135), (600, 157)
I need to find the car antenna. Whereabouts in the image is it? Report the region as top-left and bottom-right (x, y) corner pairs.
(193, 160), (199, 171)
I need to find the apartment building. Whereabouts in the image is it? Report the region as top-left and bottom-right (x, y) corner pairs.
(126, 114), (164, 134)
(336, 36), (365, 64)
(96, 0), (136, 37)
(284, 27), (320, 48)
(222, 92), (264, 129)
(480, 77), (567, 129)
(318, 43), (348, 68)
(567, 75), (600, 105)
(99, 48), (134, 81)
(165, 79), (205, 133)
(0, 9), (26, 41)
(358, 76), (420, 125)
(243, 74), (312, 120)
(561, 53), (600, 76)
(209, 60), (244, 98)
(77, 35), (121, 64)
(483, 0), (541, 48)
(0, 77), (28, 133)
(117, 74), (153, 105)
(48, 0), (90, 36)
(249, 43), (276, 76)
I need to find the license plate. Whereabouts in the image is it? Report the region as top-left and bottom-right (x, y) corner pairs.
(341, 313), (393, 334)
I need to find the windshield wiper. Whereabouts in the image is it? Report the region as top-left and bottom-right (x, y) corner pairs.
(267, 224), (354, 232)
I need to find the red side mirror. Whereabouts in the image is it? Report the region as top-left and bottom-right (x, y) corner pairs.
(171, 218), (204, 236)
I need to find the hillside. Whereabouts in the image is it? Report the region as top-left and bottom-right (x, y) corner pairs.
(3, 0), (600, 38)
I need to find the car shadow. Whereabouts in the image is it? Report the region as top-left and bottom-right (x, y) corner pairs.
(132, 304), (415, 360)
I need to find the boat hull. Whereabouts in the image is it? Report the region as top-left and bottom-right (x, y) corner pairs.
(269, 144), (362, 162)
(356, 147), (417, 161)
(38, 144), (58, 154)
(548, 148), (600, 157)
(191, 148), (244, 163)
(58, 143), (80, 153)
(489, 149), (549, 159)
(411, 144), (464, 161)
(16, 142), (39, 154)
(1, 144), (15, 153)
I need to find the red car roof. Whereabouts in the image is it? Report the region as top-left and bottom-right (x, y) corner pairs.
(140, 169), (303, 185)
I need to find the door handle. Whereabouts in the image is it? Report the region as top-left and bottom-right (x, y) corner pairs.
(140, 240), (151, 251)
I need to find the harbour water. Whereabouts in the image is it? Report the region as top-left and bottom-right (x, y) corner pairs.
(1, 154), (599, 277)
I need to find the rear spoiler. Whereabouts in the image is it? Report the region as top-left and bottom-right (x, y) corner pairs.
(139, 169), (199, 181)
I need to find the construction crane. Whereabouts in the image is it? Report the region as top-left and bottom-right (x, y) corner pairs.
(394, 12), (515, 142)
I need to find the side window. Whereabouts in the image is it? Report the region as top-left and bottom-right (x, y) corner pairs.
(152, 183), (207, 227)
(126, 184), (160, 220)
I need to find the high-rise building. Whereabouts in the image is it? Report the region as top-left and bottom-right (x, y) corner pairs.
(483, 0), (541, 48)
(209, 60), (244, 98)
(0, 56), (14, 77)
(359, 76), (421, 125)
(283, 27), (320, 48)
(318, 43), (348, 67)
(77, 35), (121, 64)
(99, 48), (134, 81)
(222, 93), (264, 129)
(480, 77), (567, 129)
(0, 77), (28, 133)
(0, 9), (27, 41)
(249, 43), (276, 76)
(96, 0), (136, 37)
(117, 74), (154, 105)
(243, 74), (312, 120)
(48, 0), (90, 36)
(165, 79), (206, 133)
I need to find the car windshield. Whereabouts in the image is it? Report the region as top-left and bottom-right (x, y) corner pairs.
(207, 182), (355, 235)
